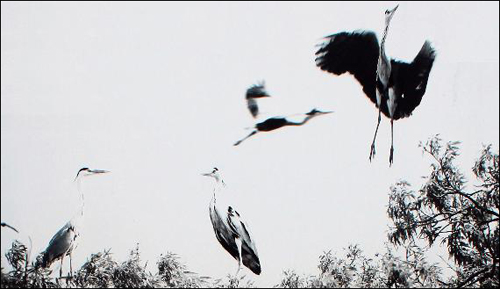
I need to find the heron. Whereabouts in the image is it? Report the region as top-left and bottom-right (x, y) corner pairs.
(40, 168), (109, 277)
(1, 222), (19, 233)
(246, 81), (270, 118)
(234, 108), (333, 146)
(315, 4), (436, 165)
(202, 167), (261, 276)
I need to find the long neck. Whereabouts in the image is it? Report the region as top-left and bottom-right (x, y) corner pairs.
(380, 21), (391, 55)
(76, 177), (85, 217)
(377, 19), (392, 83)
(286, 115), (315, 126)
(211, 178), (226, 202)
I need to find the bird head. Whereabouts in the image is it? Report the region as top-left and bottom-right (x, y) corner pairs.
(305, 108), (334, 117)
(384, 4), (399, 25)
(202, 167), (226, 186)
(74, 167), (110, 181)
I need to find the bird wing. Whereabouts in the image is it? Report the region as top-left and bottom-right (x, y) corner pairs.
(227, 206), (261, 275)
(391, 41), (436, 119)
(315, 31), (380, 104)
(255, 117), (288, 132)
(247, 98), (260, 118)
(42, 221), (77, 267)
(246, 82), (270, 118)
(209, 203), (240, 261)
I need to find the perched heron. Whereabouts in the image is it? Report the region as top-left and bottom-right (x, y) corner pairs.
(315, 4), (436, 165)
(1, 222), (19, 233)
(234, 108), (333, 146)
(40, 168), (109, 277)
(202, 167), (261, 276)
(246, 81), (270, 118)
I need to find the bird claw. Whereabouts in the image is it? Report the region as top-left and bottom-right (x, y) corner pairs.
(389, 147), (394, 166)
(369, 144), (376, 161)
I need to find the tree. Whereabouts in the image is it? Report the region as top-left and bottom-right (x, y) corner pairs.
(387, 135), (499, 287)
(275, 244), (442, 288)
(1, 241), (57, 288)
(156, 252), (209, 288)
(73, 249), (118, 288)
(1, 240), (253, 288)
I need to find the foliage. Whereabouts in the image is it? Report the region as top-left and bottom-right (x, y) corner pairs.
(387, 135), (499, 287)
(212, 274), (255, 288)
(2, 136), (498, 288)
(1, 241), (57, 288)
(1, 241), (253, 288)
(275, 244), (442, 288)
(111, 245), (160, 288)
(157, 252), (210, 288)
(73, 249), (117, 288)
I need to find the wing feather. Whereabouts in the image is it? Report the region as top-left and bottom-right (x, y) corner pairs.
(227, 207), (261, 275)
(246, 82), (270, 118)
(391, 41), (436, 119)
(315, 30), (380, 104)
(42, 221), (76, 267)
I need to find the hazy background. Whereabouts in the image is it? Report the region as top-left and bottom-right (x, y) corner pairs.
(2, 1), (499, 287)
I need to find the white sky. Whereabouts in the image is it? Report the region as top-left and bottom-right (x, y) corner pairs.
(1, 1), (499, 287)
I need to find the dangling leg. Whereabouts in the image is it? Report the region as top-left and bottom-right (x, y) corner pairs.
(389, 119), (394, 166)
(234, 130), (258, 146)
(235, 237), (243, 276)
(369, 108), (382, 162)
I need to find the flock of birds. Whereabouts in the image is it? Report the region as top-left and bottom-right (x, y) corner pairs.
(2, 4), (436, 279)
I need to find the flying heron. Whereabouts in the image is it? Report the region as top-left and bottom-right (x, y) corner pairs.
(202, 167), (261, 276)
(40, 168), (109, 277)
(234, 108), (333, 146)
(315, 4), (436, 165)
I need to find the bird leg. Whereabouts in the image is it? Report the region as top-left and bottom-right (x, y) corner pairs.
(69, 254), (73, 278)
(389, 119), (394, 166)
(59, 255), (64, 278)
(235, 237), (243, 277)
(234, 130), (258, 146)
(369, 109), (382, 161)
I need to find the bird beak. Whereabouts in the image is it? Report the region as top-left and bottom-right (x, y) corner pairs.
(201, 173), (212, 177)
(391, 4), (399, 14)
(306, 109), (334, 116)
(91, 169), (110, 174)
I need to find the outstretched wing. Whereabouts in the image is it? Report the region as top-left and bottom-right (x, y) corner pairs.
(315, 30), (380, 104)
(246, 82), (270, 118)
(227, 206), (261, 275)
(391, 41), (436, 119)
(42, 221), (77, 267)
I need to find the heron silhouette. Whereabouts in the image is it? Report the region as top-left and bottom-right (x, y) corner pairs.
(40, 168), (109, 277)
(202, 167), (261, 276)
(315, 4), (436, 165)
(235, 82), (333, 146)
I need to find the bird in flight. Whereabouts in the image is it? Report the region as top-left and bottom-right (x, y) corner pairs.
(236, 82), (333, 146)
(315, 4), (436, 165)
